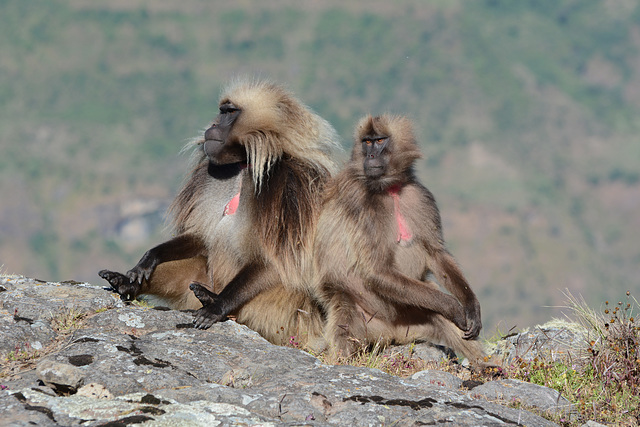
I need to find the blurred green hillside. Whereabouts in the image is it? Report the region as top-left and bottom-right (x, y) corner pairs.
(1, 0), (639, 331)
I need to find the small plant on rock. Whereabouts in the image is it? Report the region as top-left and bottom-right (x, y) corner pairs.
(501, 291), (640, 426)
(50, 307), (87, 333)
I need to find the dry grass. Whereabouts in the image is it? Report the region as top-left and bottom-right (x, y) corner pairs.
(302, 338), (476, 380)
(1, 308), (89, 380)
(501, 290), (640, 426)
(327, 341), (432, 377)
(50, 307), (88, 333)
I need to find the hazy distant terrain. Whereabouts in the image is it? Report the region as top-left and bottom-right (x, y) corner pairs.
(1, 0), (639, 332)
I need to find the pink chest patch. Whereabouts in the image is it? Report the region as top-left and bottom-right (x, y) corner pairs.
(223, 164), (247, 216)
(223, 192), (240, 216)
(388, 185), (412, 243)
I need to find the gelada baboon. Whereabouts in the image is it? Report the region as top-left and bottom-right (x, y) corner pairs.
(314, 114), (485, 362)
(100, 79), (340, 350)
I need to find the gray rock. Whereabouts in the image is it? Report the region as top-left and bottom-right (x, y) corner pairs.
(76, 383), (113, 399)
(36, 360), (85, 394)
(0, 390), (57, 426)
(411, 369), (463, 389)
(0, 276), (122, 321)
(491, 319), (589, 363)
(0, 277), (563, 426)
(471, 378), (574, 418)
(412, 341), (457, 361)
(0, 310), (56, 356)
(0, 275), (123, 355)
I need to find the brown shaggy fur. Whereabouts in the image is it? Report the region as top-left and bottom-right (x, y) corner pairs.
(101, 79), (339, 351)
(189, 79), (341, 350)
(314, 115), (486, 363)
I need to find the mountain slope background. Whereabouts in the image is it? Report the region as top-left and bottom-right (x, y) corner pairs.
(1, 0), (639, 332)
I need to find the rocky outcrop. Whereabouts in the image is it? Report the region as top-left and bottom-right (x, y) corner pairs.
(1, 276), (571, 426)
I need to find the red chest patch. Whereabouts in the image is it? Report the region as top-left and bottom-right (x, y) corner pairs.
(223, 192), (240, 216)
(223, 164), (247, 216)
(388, 185), (413, 243)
